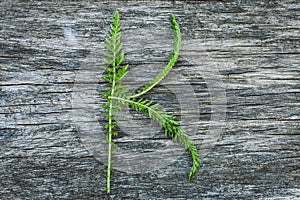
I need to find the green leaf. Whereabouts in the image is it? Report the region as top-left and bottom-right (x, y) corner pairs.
(128, 14), (181, 99)
(100, 12), (199, 194)
(101, 10), (130, 194)
(109, 96), (200, 182)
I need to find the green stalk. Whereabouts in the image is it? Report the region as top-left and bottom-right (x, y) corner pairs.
(102, 11), (123, 193)
(106, 46), (116, 194)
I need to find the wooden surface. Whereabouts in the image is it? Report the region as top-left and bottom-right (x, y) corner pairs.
(1, 0), (300, 199)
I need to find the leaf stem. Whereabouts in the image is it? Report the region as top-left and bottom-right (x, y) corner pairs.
(105, 11), (120, 193)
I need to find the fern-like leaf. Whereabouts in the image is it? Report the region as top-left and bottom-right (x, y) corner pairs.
(129, 14), (181, 99)
(101, 10), (129, 193)
(109, 96), (200, 181)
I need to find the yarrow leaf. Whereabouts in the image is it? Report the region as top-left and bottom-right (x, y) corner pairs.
(101, 11), (200, 193)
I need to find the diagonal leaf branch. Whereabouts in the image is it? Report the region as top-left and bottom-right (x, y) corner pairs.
(109, 96), (200, 181)
(128, 14), (182, 99)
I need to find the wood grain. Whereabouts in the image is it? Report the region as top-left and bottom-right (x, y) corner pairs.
(1, 0), (299, 199)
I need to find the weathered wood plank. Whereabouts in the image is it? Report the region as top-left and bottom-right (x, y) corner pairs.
(1, 0), (299, 199)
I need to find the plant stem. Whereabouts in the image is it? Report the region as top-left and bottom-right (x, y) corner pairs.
(106, 26), (118, 194)
(106, 101), (113, 193)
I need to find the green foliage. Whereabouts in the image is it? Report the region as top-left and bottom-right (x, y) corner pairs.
(129, 14), (181, 99)
(101, 11), (200, 193)
(101, 11), (129, 193)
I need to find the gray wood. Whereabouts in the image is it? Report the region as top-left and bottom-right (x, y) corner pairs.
(1, 0), (299, 199)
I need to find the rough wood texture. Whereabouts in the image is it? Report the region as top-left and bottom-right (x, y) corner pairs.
(1, 0), (299, 199)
